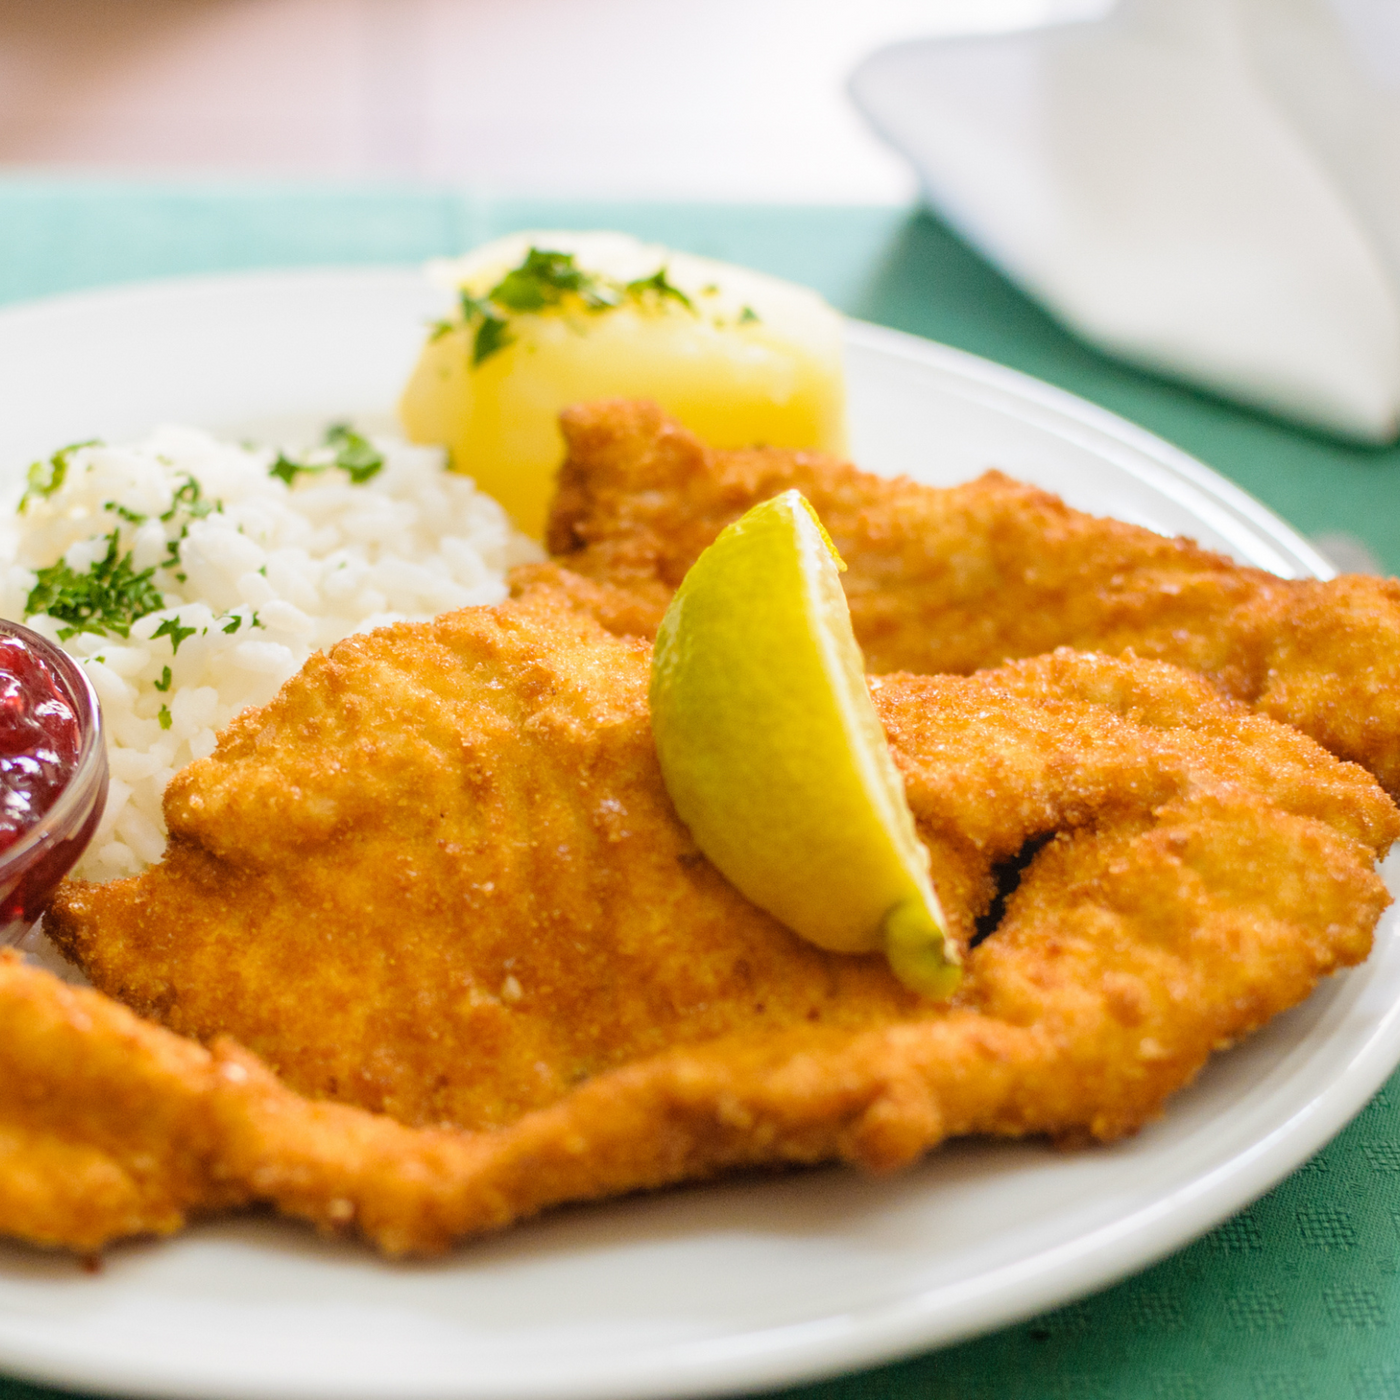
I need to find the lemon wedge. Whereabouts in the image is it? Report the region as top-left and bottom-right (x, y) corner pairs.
(649, 490), (960, 997)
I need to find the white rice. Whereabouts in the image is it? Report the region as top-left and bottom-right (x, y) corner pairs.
(0, 425), (541, 882)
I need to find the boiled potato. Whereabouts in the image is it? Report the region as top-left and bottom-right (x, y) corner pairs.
(399, 231), (847, 538)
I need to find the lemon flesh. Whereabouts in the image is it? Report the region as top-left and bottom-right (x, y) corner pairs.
(399, 231), (847, 539)
(649, 490), (960, 998)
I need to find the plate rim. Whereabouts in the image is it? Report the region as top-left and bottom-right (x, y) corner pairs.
(840, 318), (1335, 581)
(0, 266), (1392, 1400)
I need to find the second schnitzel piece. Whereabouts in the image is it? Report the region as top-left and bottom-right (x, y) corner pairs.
(538, 400), (1400, 794)
(44, 580), (1398, 1158)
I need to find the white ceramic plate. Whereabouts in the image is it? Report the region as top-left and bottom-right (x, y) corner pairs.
(0, 269), (1394, 1400)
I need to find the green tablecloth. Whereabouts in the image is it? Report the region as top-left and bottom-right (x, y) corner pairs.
(1, 179), (1398, 1400)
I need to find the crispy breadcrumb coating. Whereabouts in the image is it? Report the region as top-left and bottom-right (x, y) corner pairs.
(538, 400), (1400, 794)
(21, 580), (1393, 1254)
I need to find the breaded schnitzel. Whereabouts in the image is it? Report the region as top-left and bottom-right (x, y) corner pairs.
(538, 401), (1400, 795)
(34, 578), (1394, 1252)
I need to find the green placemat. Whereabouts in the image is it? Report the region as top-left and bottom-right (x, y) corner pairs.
(0, 179), (1398, 1400)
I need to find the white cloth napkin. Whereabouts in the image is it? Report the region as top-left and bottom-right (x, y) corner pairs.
(850, 0), (1400, 442)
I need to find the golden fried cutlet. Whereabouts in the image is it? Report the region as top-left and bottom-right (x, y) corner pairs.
(536, 400), (1400, 795)
(0, 947), (489, 1255)
(39, 576), (1396, 1219)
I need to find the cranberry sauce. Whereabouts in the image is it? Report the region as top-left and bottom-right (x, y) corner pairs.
(0, 625), (107, 946)
(0, 635), (82, 851)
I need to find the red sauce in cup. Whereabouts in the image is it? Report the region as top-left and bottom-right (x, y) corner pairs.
(0, 636), (82, 851)
(0, 621), (107, 945)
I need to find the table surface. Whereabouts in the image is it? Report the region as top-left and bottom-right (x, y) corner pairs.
(1, 180), (1399, 1400)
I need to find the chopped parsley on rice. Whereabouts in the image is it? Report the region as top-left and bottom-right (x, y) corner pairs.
(0, 425), (540, 882)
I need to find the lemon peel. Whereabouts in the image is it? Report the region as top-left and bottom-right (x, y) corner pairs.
(649, 489), (960, 998)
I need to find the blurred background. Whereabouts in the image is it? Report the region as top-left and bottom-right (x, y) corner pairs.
(0, 0), (1108, 200)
